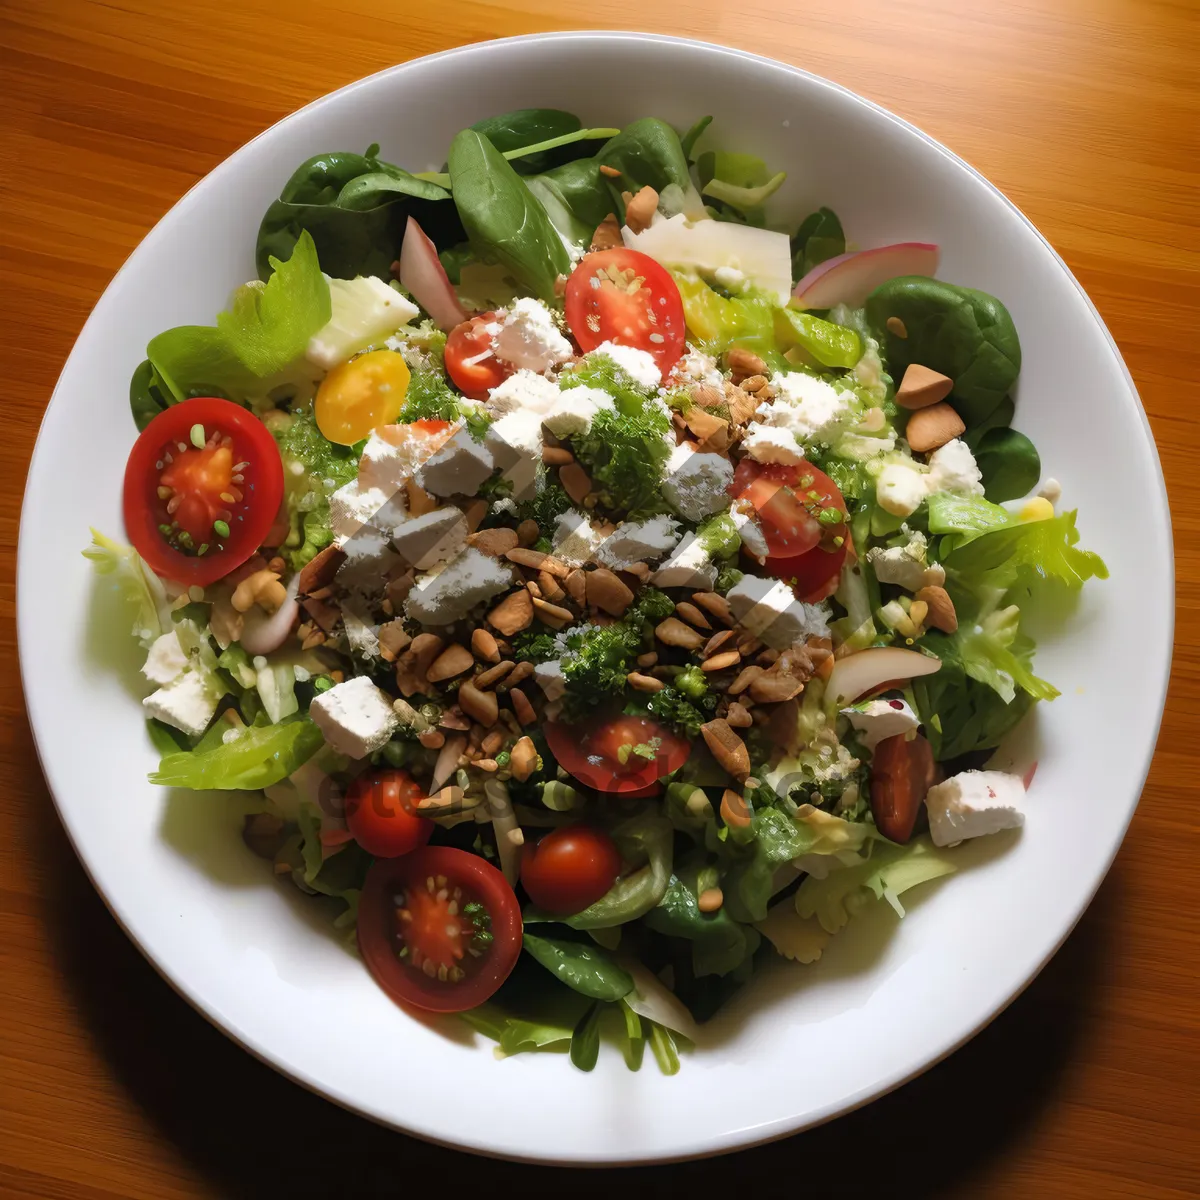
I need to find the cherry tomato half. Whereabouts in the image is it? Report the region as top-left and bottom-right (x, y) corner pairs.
(730, 459), (847, 560)
(521, 825), (622, 915)
(444, 311), (512, 400)
(564, 248), (686, 378)
(315, 349), (410, 445)
(544, 714), (690, 794)
(765, 533), (852, 604)
(870, 732), (938, 844)
(344, 768), (434, 859)
(358, 846), (522, 1014)
(123, 397), (284, 586)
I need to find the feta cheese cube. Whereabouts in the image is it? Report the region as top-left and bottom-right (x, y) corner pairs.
(541, 386), (614, 438)
(329, 480), (407, 543)
(486, 369), (562, 417)
(307, 276), (419, 369)
(493, 298), (574, 372)
(673, 349), (723, 389)
(309, 675), (398, 759)
(391, 506), (468, 571)
(726, 574), (829, 649)
(343, 612), (381, 659)
(336, 528), (404, 592)
(661, 443), (734, 521)
(866, 529), (946, 592)
(552, 511), (607, 567)
(486, 409), (544, 501)
(742, 422), (806, 465)
(651, 533), (716, 589)
(594, 515), (681, 569)
(843, 698), (920, 749)
(534, 659), (566, 702)
(585, 341), (662, 391)
(763, 373), (851, 443)
(875, 461), (929, 518)
(358, 421), (454, 493)
(926, 438), (985, 497)
(729, 502), (769, 561)
(143, 670), (222, 738)
(417, 426), (495, 497)
(404, 547), (514, 625)
(142, 630), (188, 685)
(925, 770), (1026, 847)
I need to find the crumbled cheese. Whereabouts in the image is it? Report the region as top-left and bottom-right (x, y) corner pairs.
(417, 426), (495, 497)
(594, 515), (681, 569)
(1038, 477), (1063, 505)
(925, 770), (1026, 847)
(534, 660), (567, 702)
(142, 630), (188, 685)
(359, 421), (454, 493)
(493, 298), (574, 372)
(763, 373), (851, 443)
(729, 501), (769, 561)
(541, 386), (614, 437)
(142, 670), (222, 738)
(651, 533), (717, 589)
(742, 422), (806, 465)
(404, 547), (514, 625)
(586, 341), (662, 391)
(843, 698), (920, 749)
(726, 574), (829, 650)
(328, 480), (407, 542)
(343, 612), (381, 659)
(875, 461), (929, 518)
(308, 675), (398, 759)
(486, 409), (544, 501)
(552, 511), (608, 567)
(866, 528), (945, 591)
(926, 438), (985, 497)
(336, 528), (404, 592)
(661, 443), (734, 520)
(486, 369), (562, 417)
(391, 507), (468, 571)
(673, 349), (723, 389)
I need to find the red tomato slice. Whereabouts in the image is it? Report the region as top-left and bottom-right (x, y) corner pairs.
(870, 733), (938, 844)
(123, 397), (284, 586)
(544, 713), (689, 794)
(731, 459), (847, 560)
(520, 825), (622, 915)
(444, 312), (512, 400)
(344, 768), (434, 859)
(358, 846), (522, 1014)
(765, 533), (852, 603)
(564, 248), (686, 377)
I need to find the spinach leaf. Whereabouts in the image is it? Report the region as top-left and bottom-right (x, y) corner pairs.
(471, 108), (608, 174)
(792, 206), (845, 279)
(255, 148), (454, 281)
(523, 159), (610, 247)
(679, 115), (713, 162)
(569, 1002), (603, 1072)
(447, 129), (570, 301)
(961, 395), (1014, 451)
(973, 427), (1042, 503)
(643, 868), (759, 978)
(522, 933), (634, 1001)
(866, 277), (1022, 427)
(720, 807), (809, 923)
(129, 359), (174, 431)
(598, 118), (694, 197)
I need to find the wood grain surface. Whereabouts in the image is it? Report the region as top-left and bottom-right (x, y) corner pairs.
(2, 1), (1198, 1196)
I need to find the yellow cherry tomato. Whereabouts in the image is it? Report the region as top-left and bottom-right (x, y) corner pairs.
(315, 350), (410, 445)
(1018, 496), (1055, 523)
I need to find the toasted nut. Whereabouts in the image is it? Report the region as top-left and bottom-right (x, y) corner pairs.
(476, 660), (515, 688)
(723, 383), (759, 425)
(301, 594), (340, 633)
(487, 588), (534, 635)
(740, 374), (770, 394)
(697, 887), (724, 913)
(729, 664), (764, 695)
(886, 316), (908, 339)
(726, 347), (768, 380)
(559, 462), (592, 506)
(231, 569), (286, 614)
(516, 519), (540, 547)
(692, 592), (734, 625)
(587, 568), (635, 617)
(905, 401), (966, 452)
(703, 628), (737, 658)
(749, 673), (805, 703)
(621, 562), (651, 583)
(757, 647), (780, 666)
(467, 527), (519, 557)
(599, 164), (621, 178)
(542, 444), (574, 466)
(409, 633), (445, 677)
(458, 681), (499, 727)
(907, 599), (929, 631)
(418, 728), (446, 749)
(475, 758), (499, 773)
(510, 687), (536, 725)
(533, 597), (574, 627)
(737, 634), (763, 657)
(719, 787), (752, 828)
(386, 571), (415, 610)
(726, 702), (753, 728)
(656, 617), (705, 650)
(378, 620), (412, 661)
(675, 601), (711, 630)
(417, 786), (468, 814)
(564, 569), (588, 607)
(297, 543), (345, 594)
(701, 719), (751, 782)
(627, 671), (665, 693)
(505, 547), (570, 578)
(536, 570), (564, 603)
(624, 185), (659, 234)
(458, 498), (488, 533)
(915, 584), (958, 632)
(480, 730), (504, 757)
(590, 213), (623, 251)
(426, 643), (474, 683)
(526, 580), (543, 600)
(683, 407), (729, 448)
(896, 363), (953, 410)
(690, 382), (725, 409)
(702, 650), (742, 673)
(510, 735), (539, 782)
(407, 480), (438, 516)
(472, 627), (501, 663)
(636, 651), (658, 668)
(506, 661), (535, 686)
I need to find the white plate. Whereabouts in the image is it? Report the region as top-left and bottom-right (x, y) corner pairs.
(18, 32), (1172, 1164)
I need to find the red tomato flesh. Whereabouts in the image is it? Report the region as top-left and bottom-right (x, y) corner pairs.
(521, 825), (622, 915)
(123, 397), (284, 586)
(358, 846), (521, 1014)
(344, 768), (434, 859)
(444, 312), (511, 400)
(731, 459), (847, 561)
(765, 532), (852, 603)
(564, 248), (686, 378)
(544, 714), (689, 794)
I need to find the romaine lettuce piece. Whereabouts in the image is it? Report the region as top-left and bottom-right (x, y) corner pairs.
(149, 717), (324, 790)
(82, 528), (172, 648)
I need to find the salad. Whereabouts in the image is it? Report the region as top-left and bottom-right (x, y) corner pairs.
(87, 109), (1106, 1073)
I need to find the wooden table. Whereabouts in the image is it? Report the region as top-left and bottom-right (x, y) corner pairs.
(2, 1), (1197, 1195)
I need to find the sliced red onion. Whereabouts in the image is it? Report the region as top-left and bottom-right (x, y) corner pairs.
(398, 216), (469, 331)
(239, 574), (300, 656)
(792, 242), (940, 310)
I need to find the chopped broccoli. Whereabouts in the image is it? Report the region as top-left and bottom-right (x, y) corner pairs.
(628, 587), (675, 624)
(513, 475), (574, 534)
(633, 686), (716, 738)
(512, 630), (559, 663)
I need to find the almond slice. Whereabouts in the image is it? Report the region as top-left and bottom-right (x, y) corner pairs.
(425, 643), (474, 683)
(905, 401), (966, 452)
(587, 568), (634, 617)
(487, 588), (534, 635)
(701, 719), (751, 782)
(467, 527), (519, 556)
(896, 363), (954, 410)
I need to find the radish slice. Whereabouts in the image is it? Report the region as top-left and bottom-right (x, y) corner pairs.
(792, 242), (940, 310)
(239, 574), (300, 656)
(827, 646), (941, 707)
(398, 216), (469, 331)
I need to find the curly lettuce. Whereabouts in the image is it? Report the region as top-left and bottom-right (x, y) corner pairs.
(82, 529), (172, 648)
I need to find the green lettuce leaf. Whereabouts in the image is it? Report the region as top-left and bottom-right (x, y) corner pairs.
(522, 933), (634, 1001)
(643, 866), (760, 977)
(82, 528), (172, 648)
(721, 807), (810, 923)
(149, 717), (325, 789)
